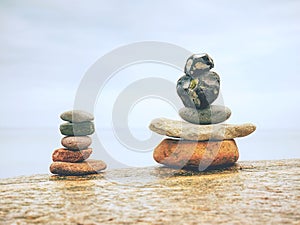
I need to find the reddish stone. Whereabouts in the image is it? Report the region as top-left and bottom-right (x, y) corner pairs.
(153, 139), (239, 169)
(52, 148), (92, 163)
(50, 159), (107, 176)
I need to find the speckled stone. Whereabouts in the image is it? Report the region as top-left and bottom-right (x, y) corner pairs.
(176, 72), (220, 109)
(184, 53), (214, 76)
(52, 148), (92, 163)
(50, 159), (106, 176)
(61, 136), (92, 150)
(179, 105), (231, 124)
(153, 139), (239, 169)
(60, 122), (95, 136)
(60, 110), (94, 123)
(149, 118), (256, 141)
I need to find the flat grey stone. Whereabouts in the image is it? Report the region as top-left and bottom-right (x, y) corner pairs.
(179, 105), (231, 124)
(149, 118), (256, 141)
(60, 110), (94, 123)
(60, 122), (95, 136)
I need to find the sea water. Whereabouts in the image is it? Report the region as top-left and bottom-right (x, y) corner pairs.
(0, 127), (299, 179)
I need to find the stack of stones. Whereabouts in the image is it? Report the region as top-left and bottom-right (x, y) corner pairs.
(177, 53), (231, 125)
(50, 110), (106, 176)
(149, 54), (256, 170)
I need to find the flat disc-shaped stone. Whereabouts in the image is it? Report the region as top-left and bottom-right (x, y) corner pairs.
(52, 148), (92, 163)
(184, 53), (214, 76)
(154, 139), (239, 169)
(179, 105), (231, 125)
(50, 159), (107, 176)
(61, 136), (92, 150)
(149, 118), (256, 141)
(60, 122), (95, 136)
(60, 110), (94, 123)
(176, 72), (220, 109)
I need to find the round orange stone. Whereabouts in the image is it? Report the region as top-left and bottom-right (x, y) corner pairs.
(153, 139), (239, 169)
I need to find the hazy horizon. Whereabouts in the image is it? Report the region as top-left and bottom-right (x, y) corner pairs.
(0, 0), (299, 178)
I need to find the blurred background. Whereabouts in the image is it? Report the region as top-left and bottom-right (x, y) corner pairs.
(0, 0), (299, 178)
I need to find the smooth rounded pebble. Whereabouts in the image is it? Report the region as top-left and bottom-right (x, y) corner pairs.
(52, 148), (92, 163)
(154, 139), (239, 169)
(60, 121), (95, 136)
(60, 110), (94, 123)
(50, 159), (107, 176)
(179, 105), (231, 124)
(149, 118), (256, 141)
(61, 136), (92, 150)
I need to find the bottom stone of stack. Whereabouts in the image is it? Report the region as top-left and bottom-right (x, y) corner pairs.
(50, 159), (107, 176)
(52, 148), (92, 163)
(154, 139), (239, 169)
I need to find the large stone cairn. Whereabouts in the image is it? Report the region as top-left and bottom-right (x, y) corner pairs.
(149, 53), (256, 170)
(50, 110), (106, 176)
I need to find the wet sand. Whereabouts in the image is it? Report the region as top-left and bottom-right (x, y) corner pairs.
(0, 159), (299, 224)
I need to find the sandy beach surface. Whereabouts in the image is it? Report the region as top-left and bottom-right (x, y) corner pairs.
(0, 159), (299, 224)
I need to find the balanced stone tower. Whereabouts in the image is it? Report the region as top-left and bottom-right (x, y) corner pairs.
(177, 54), (231, 124)
(50, 110), (106, 176)
(149, 53), (256, 169)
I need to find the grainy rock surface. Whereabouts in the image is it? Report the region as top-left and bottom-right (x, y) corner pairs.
(61, 136), (92, 150)
(154, 139), (238, 168)
(52, 148), (92, 163)
(50, 159), (106, 175)
(184, 53), (214, 76)
(60, 122), (95, 136)
(60, 110), (94, 123)
(177, 72), (220, 109)
(0, 159), (299, 224)
(179, 105), (231, 124)
(149, 118), (256, 141)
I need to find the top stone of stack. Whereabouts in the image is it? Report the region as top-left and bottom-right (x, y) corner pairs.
(60, 110), (94, 123)
(177, 53), (220, 111)
(184, 53), (214, 77)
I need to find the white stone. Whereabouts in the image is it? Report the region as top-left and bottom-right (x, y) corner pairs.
(149, 118), (256, 141)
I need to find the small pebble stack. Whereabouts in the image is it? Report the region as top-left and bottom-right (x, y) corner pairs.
(50, 110), (106, 176)
(177, 53), (231, 124)
(149, 53), (256, 170)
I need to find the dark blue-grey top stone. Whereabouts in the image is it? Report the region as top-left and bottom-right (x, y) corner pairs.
(176, 72), (220, 109)
(184, 53), (214, 77)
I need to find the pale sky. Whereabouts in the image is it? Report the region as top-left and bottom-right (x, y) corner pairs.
(0, 0), (299, 129)
(0, 0), (300, 177)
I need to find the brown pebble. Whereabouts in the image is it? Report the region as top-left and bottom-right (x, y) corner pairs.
(153, 139), (239, 169)
(50, 159), (106, 176)
(52, 148), (92, 163)
(61, 136), (92, 150)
